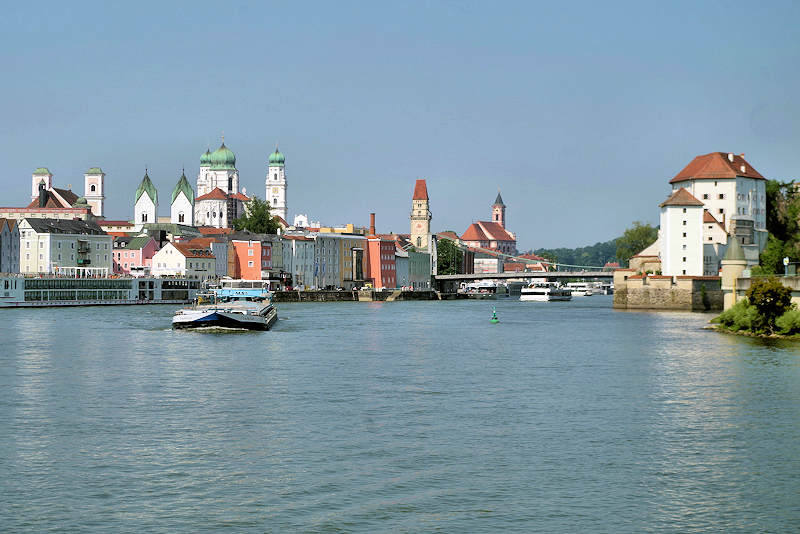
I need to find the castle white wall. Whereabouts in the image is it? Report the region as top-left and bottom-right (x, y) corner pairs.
(660, 204), (703, 277)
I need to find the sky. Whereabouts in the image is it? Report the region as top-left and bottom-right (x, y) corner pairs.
(2, 0), (799, 249)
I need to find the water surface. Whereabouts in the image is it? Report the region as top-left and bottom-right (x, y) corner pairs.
(1, 297), (799, 532)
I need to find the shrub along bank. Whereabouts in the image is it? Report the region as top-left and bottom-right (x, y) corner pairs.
(714, 277), (797, 336)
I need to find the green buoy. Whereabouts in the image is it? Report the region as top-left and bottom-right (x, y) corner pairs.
(490, 306), (499, 324)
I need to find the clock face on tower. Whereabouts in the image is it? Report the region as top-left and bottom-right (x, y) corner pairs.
(415, 223), (423, 229)
(271, 187), (279, 194)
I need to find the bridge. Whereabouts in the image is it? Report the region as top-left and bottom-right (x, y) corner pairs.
(435, 271), (613, 282)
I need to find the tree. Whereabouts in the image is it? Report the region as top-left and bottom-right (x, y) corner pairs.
(233, 196), (280, 234)
(437, 238), (463, 275)
(746, 277), (793, 333)
(759, 180), (800, 273)
(616, 221), (658, 267)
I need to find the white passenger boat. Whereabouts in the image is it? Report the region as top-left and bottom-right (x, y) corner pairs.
(520, 282), (572, 301)
(566, 282), (594, 296)
(172, 288), (277, 331)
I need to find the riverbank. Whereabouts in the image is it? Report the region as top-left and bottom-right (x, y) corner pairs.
(706, 323), (800, 341)
(271, 289), (471, 302)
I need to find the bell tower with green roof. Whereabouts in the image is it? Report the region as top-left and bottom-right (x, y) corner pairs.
(170, 170), (195, 225)
(84, 167), (105, 217)
(265, 146), (287, 221)
(134, 170), (158, 229)
(31, 167), (53, 202)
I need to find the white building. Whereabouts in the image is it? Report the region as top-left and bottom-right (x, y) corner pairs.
(170, 171), (195, 225)
(134, 171), (158, 229)
(197, 142), (239, 197)
(18, 218), (112, 275)
(265, 148), (287, 222)
(151, 242), (216, 280)
(194, 188), (249, 228)
(669, 152), (767, 249)
(0, 218), (20, 273)
(84, 167), (105, 217)
(659, 188), (704, 276)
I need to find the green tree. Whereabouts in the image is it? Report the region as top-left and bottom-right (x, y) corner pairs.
(437, 238), (463, 275)
(746, 277), (793, 333)
(615, 221), (658, 266)
(232, 196), (280, 234)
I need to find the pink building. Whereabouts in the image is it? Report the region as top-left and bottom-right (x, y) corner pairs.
(112, 235), (158, 277)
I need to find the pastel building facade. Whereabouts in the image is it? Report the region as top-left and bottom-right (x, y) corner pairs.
(366, 237), (397, 289)
(112, 236), (159, 277)
(0, 218), (20, 273)
(18, 218), (112, 275)
(151, 243), (215, 280)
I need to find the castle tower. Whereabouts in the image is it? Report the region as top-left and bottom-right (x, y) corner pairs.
(84, 167), (105, 217)
(720, 235), (747, 310)
(31, 167), (53, 201)
(410, 179), (432, 250)
(266, 147), (287, 221)
(492, 190), (506, 228)
(134, 170), (158, 228)
(171, 170), (195, 225)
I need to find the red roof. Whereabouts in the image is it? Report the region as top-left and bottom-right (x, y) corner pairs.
(437, 231), (459, 241)
(196, 187), (229, 201)
(186, 237), (219, 248)
(283, 235), (313, 241)
(412, 179), (428, 200)
(26, 196), (67, 209)
(172, 243), (215, 258)
(518, 253), (546, 261)
(461, 221), (515, 243)
(660, 187), (704, 207)
(229, 192), (250, 201)
(106, 231), (132, 238)
(274, 215), (288, 227)
(670, 152), (765, 183)
(198, 227), (234, 235)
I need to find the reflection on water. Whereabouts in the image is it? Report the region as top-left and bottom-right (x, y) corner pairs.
(1, 298), (799, 532)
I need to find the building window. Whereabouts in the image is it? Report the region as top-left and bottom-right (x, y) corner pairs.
(718, 194), (724, 199)
(248, 249), (254, 256)
(682, 208), (686, 213)
(682, 269), (686, 275)
(682, 257), (687, 262)
(90, 184), (96, 192)
(708, 237), (712, 241)
(703, 194), (708, 199)
(142, 213), (147, 222)
(682, 220), (686, 226)
(248, 261), (254, 267)
(719, 208), (724, 214)
(178, 213), (185, 223)
(682, 232), (686, 237)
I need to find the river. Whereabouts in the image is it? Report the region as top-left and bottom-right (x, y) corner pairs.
(1, 296), (799, 532)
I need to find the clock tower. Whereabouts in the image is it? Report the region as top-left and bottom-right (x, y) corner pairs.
(410, 179), (432, 251)
(265, 146), (287, 221)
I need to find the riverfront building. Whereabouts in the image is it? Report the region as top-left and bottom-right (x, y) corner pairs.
(112, 235), (158, 277)
(151, 243), (216, 280)
(0, 219), (20, 273)
(18, 218), (112, 275)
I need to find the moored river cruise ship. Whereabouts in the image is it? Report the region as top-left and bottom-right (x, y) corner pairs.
(0, 274), (200, 307)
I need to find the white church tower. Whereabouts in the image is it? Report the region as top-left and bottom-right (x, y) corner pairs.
(196, 149), (212, 196)
(31, 167), (53, 201)
(171, 170), (195, 225)
(134, 170), (158, 229)
(266, 147), (287, 221)
(84, 167), (105, 217)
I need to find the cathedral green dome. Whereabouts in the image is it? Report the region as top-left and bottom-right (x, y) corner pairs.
(200, 149), (212, 166)
(210, 143), (236, 170)
(86, 167), (104, 174)
(33, 167), (52, 175)
(268, 148), (285, 166)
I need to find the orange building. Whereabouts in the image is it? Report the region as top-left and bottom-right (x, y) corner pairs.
(230, 240), (272, 280)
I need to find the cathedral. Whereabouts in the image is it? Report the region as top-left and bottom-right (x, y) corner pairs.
(130, 140), (288, 229)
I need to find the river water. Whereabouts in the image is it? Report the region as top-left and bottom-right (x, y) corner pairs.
(1, 297), (799, 532)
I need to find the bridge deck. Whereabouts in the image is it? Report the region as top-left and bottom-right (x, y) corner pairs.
(435, 271), (614, 281)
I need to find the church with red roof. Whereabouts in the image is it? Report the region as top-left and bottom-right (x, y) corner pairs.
(460, 191), (517, 255)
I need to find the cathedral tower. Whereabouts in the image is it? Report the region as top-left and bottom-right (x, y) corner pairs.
(266, 147), (287, 221)
(492, 190), (506, 228)
(84, 167), (105, 217)
(134, 170), (158, 228)
(171, 170), (195, 225)
(410, 179), (432, 250)
(31, 168), (53, 201)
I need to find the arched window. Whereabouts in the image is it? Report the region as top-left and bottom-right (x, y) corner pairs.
(274, 173), (277, 180)
(142, 213), (147, 222)
(416, 237), (422, 247)
(178, 213), (184, 223)
(207, 212), (210, 218)
(90, 184), (96, 192)
(228, 176), (233, 191)
(212, 212), (217, 218)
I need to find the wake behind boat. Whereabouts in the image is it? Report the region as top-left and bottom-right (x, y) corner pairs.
(172, 286), (277, 331)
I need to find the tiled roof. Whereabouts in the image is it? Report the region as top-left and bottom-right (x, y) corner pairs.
(229, 192), (250, 201)
(472, 221), (515, 242)
(196, 187), (229, 201)
(518, 253), (546, 261)
(703, 209), (726, 231)
(123, 236), (153, 250)
(23, 217), (106, 235)
(26, 191), (68, 209)
(186, 237), (219, 248)
(412, 179), (428, 200)
(172, 243), (215, 258)
(198, 227), (234, 235)
(53, 188), (79, 206)
(660, 187), (704, 207)
(670, 152), (765, 183)
(461, 223), (489, 242)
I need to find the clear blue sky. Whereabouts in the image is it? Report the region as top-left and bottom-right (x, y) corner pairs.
(3, 0), (799, 248)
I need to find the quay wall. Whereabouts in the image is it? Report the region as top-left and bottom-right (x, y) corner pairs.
(614, 270), (722, 311)
(272, 290), (441, 302)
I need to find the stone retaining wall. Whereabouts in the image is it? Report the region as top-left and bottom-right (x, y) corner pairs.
(613, 271), (722, 311)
